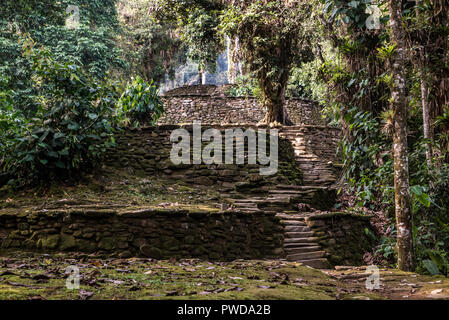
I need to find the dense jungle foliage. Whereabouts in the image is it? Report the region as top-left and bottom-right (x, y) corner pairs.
(0, 0), (449, 275)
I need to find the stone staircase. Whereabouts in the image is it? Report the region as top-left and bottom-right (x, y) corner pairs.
(230, 184), (336, 212)
(279, 127), (338, 186)
(277, 213), (329, 269)
(228, 184), (334, 269)
(227, 126), (342, 268)
(225, 126), (342, 269)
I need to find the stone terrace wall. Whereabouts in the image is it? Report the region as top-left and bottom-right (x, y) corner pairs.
(104, 125), (306, 189)
(0, 209), (283, 260)
(158, 85), (326, 126)
(297, 126), (342, 162)
(104, 125), (341, 189)
(306, 213), (375, 266)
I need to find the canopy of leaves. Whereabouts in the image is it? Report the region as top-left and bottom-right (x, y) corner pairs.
(154, 0), (224, 72)
(0, 0), (125, 110)
(219, 0), (314, 122)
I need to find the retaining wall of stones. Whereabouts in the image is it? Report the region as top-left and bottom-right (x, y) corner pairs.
(105, 125), (304, 189)
(296, 126), (342, 163)
(158, 85), (325, 126)
(104, 125), (341, 190)
(0, 209), (284, 260)
(306, 213), (375, 266)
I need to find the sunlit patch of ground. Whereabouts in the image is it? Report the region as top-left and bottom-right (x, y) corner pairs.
(1, 252), (448, 300)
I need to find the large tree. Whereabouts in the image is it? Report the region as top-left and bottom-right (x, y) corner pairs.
(154, 0), (314, 124)
(117, 0), (186, 84)
(406, 0), (449, 166)
(220, 0), (314, 124)
(154, 0), (224, 84)
(389, 0), (414, 271)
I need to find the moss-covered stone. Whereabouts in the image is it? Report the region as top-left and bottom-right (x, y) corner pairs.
(140, 244), (162, 259)
(38, 234), (60, 250)
(98, 237), (116, 251)
(75, 239), (97, 252)
(60, 234), (76, 251)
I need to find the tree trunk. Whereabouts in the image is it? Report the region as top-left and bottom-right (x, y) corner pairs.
(226, 37), (236, 84)
(201, 71), (206, 85)
(235, 37), (243, 78)
(389, 0), (415, 272)
(415, 1), (432, 167)
(420, 63), (432, 167)
(260, 67), (293, 125)
(198, 68), (206, 85)
(263, 95), (286, 124)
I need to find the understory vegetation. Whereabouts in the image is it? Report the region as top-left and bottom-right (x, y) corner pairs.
(0, 0), (448, 277)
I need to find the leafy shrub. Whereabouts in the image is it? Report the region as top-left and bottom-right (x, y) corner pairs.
(226, 75), (261, 98)
(412, 160), (449, 276)
(341, 108), (394, 209)
(375, 233), (397, 265)
(2, 40), (118, 186)
(117, 76), (164, 127)
(0, 78), (24, 165)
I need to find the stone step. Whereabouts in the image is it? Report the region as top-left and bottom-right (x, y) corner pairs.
(284, 225), (309, 232)
(283, 210), (302, 214)
(258, 199), (296, 211)
(285, 245), (322, 254)
(232, 202), (259, 207)
(275, 185), (330, 191)
(295, 154), (318, 159)
(287, 251), (325, 261)
(285, 231), (315, 238)
(290, 258), (329, 269)
(284, 237), (319, 244)
(279, 131), (303, 135)
(276, 214), (305, 221)
(238, 208), (261, 212)
(284, 242), (320, 249)
(279, 220), (307, 226)
(265, 196), (292, 202)
(259, 197), (291, 203)
(279, 133), (303, 137)
(269, 190), (315, 195)
(233, 199), (265, 203)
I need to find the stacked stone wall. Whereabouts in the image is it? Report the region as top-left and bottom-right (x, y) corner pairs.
(0, 209), (283, 260)
(104, 125), (340, 189)
(158, 85), (325, 126)
(306, 213), (375, 266)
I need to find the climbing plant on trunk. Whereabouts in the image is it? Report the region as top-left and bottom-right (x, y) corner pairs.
(389, 0), (415, 272)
